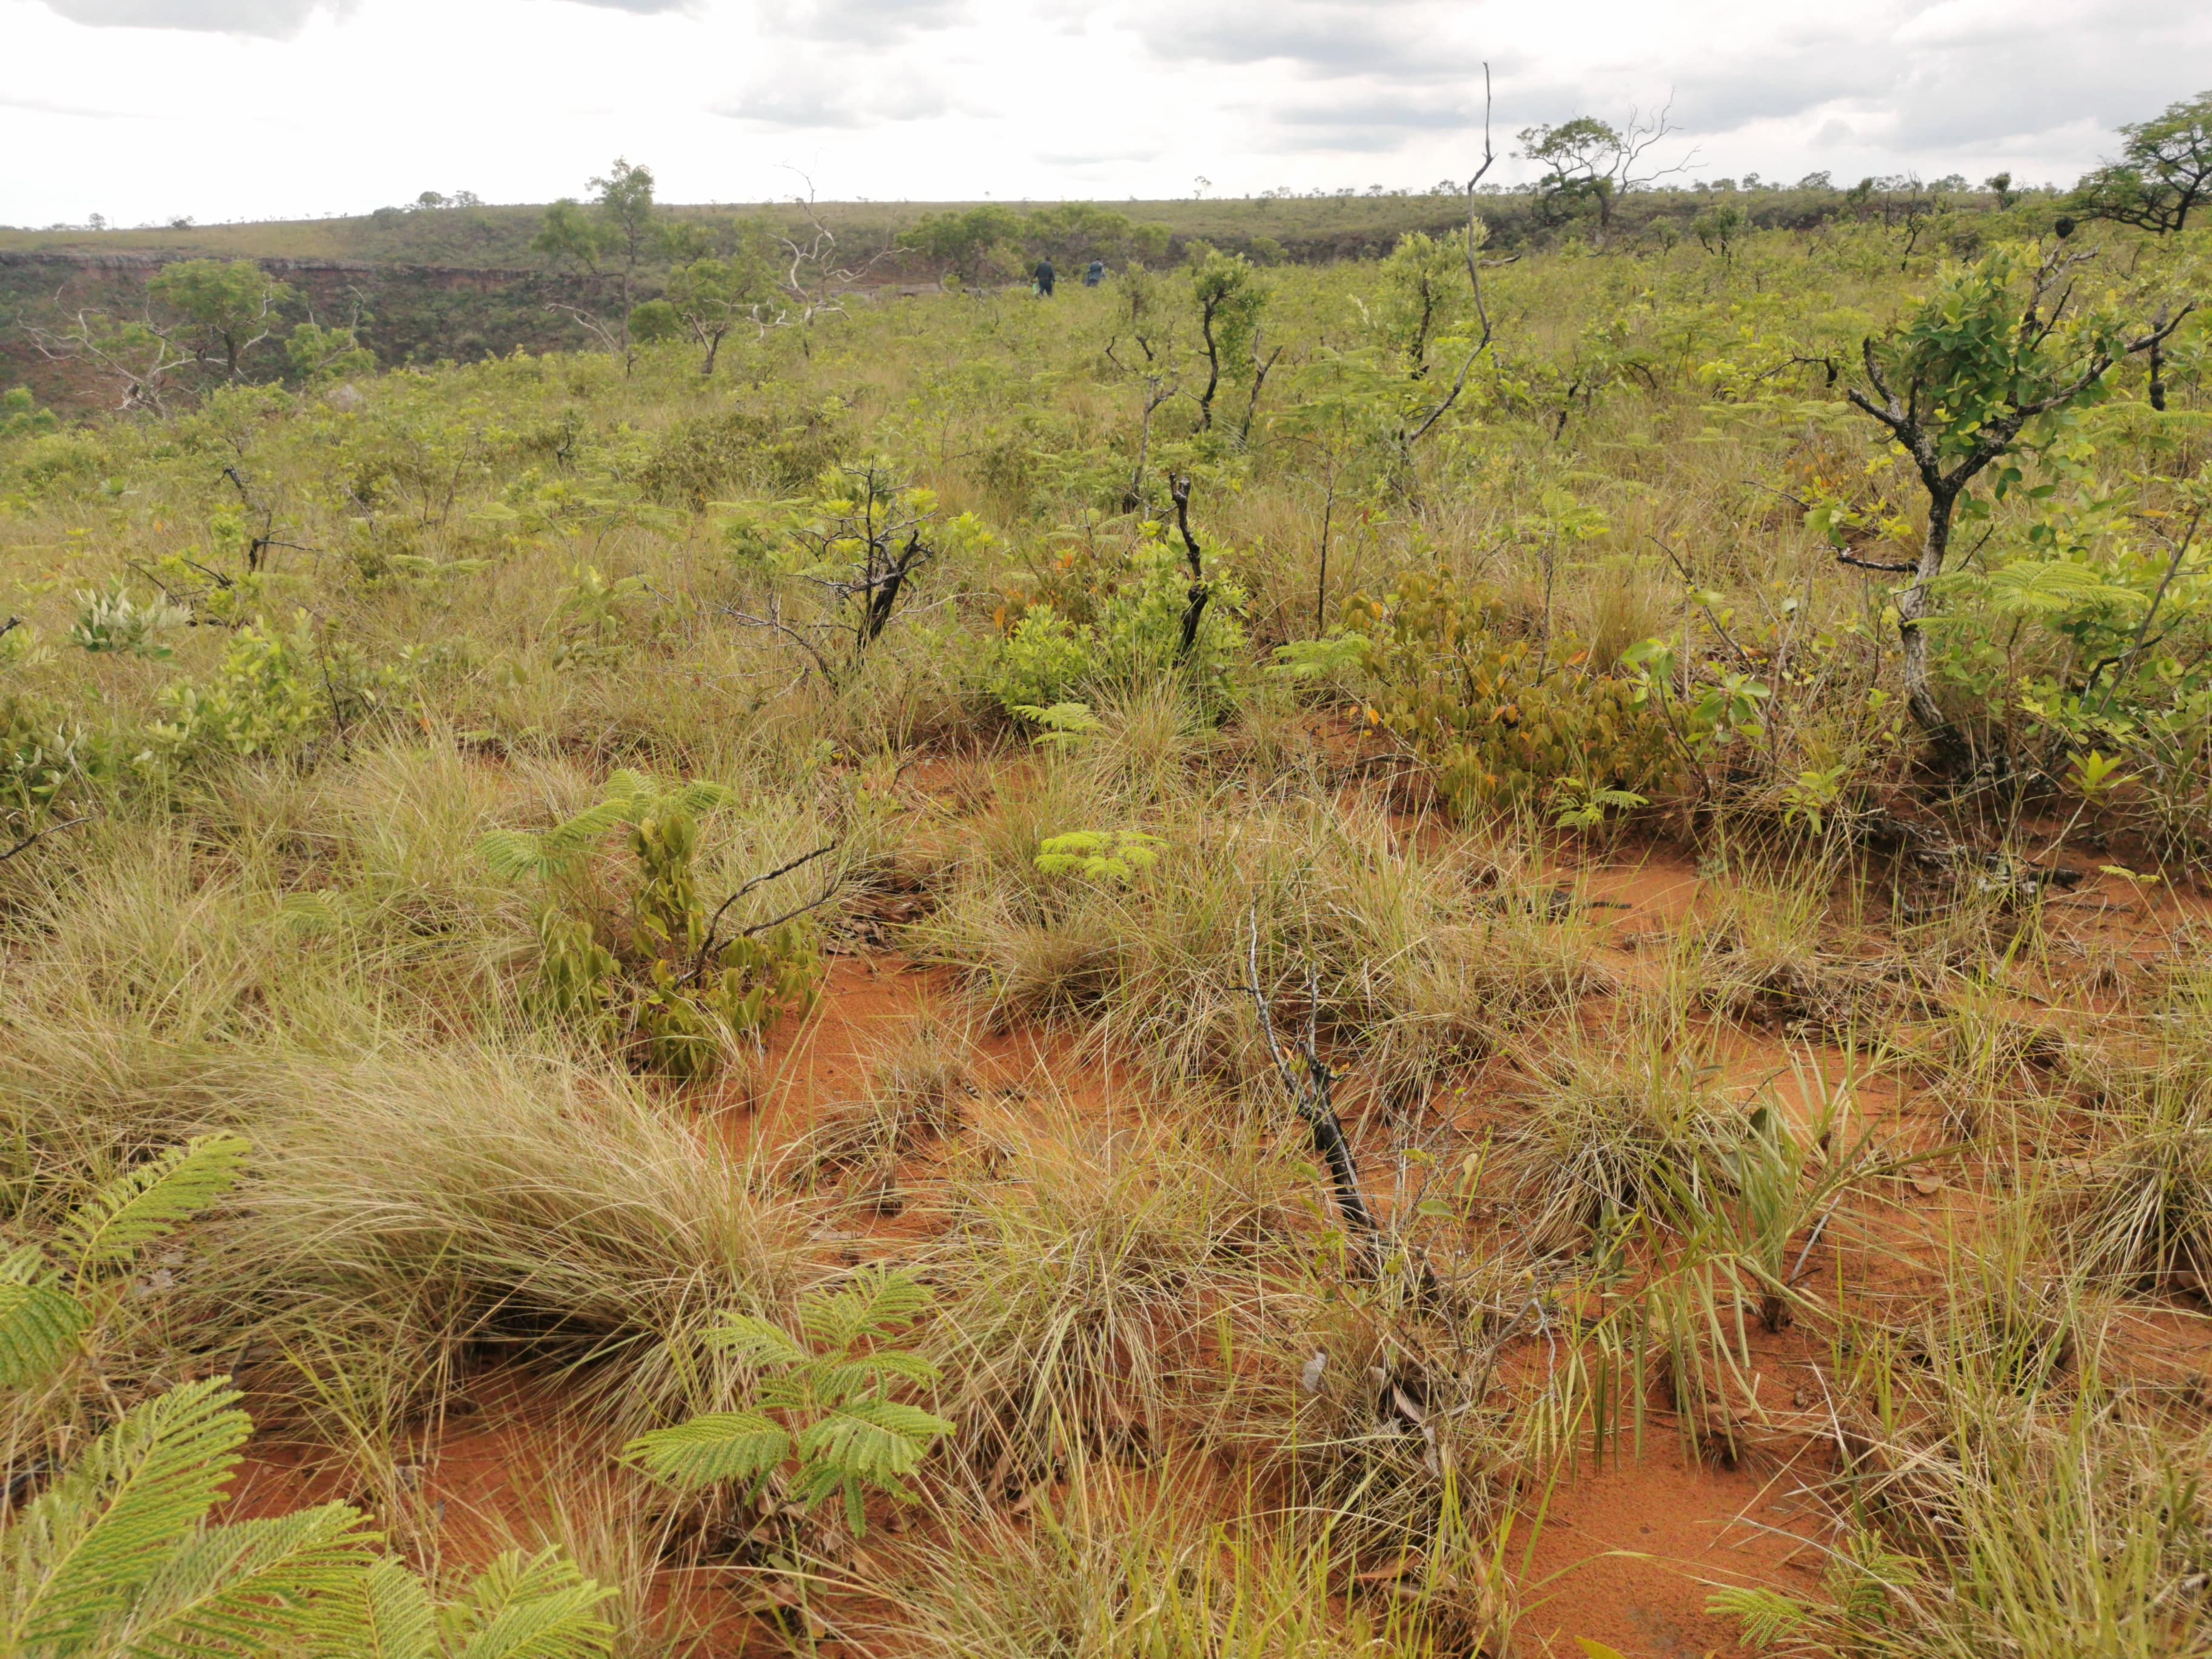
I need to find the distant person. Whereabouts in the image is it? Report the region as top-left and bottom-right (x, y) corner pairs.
(1034, 257), (1056, 297)
(1084, 259), (1105, 286)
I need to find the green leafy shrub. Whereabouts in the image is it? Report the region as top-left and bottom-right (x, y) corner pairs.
(1351, 571), (1681, 816)
(1, 1376), (381, 1657)
(150, 616), (403, 760)
(626, 1267), (953, 1535)
(987, 603), (1095, 714)
(69, 586), (191, 660)
(0, 387), (59, 440)
(0, 695), (109, 845)
(1092, 529), (1248, 697)
(1034, 828), (1163, 883)
(638, 406), (845, 509)
(480, 771), (823, 1076)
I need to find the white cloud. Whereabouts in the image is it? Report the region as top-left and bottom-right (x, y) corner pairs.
(0, 0), (2204, 226)
(36, 0), (344, 33)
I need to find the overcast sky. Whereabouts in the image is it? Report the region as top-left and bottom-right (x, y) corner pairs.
(2, 0), (2205, 227)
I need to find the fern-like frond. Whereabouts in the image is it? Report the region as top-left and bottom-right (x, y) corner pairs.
(698, 1316), (808, 1370)
(110, 1502), (377, 1658)
(669, 781), (736, 819)
(444, 1548), (617, 1659)
(624, 1412), (789, 1491)
(480, 776), (729, 883)
(789, 1463), (874, 1536)
(476, 830), (558, 882)
(811, 1352), (938, 1406)
(5, 1376), (250, 1652)
(1706, 1585), (1811, 1650)
(797, 1268), (933, 1353)
(535, 800), (632, 861)
(0, 1245), (86, 1390)
(602, 769), (658, 806)
(796, 1398), (952, 1485)
(323, 1557), (437, 1659)
(55, 1135), (250, 1284)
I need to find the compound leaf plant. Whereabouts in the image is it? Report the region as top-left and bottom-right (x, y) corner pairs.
(626, 1268), (953, 1537)
(1, 1141), (618, 1659)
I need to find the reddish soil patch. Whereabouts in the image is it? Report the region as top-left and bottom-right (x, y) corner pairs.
(1516, 1441), (1824, 1658)
(743, 954), (949, 1136)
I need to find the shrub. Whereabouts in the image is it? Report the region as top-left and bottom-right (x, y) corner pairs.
(1091, 529), (1248, 700)
(626, 1267), (953, 1536)
(1351, 571), (1681, 817)
(479, 771), (825, 1077)
(986, 603), (1094, 714)
(150, 616), (405, 762)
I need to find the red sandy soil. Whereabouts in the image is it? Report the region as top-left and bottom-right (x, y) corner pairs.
(1518, 1441), (1826, 1658)
(221, 830), (2212, 1656)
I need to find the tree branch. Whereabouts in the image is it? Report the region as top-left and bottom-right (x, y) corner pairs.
(1401, 64), (1503, 452)
(1242, 913), (1381, 1259)
(689, 842), (841, 982)
(0, 815), (90, 866)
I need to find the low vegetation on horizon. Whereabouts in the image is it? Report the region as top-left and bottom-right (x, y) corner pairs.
(2, 87), (2212, 1659)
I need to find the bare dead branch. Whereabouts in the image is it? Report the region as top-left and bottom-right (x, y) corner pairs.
(690, 841), (841, 982)
(0, 815), (91, 866)
(1242, 912), (1382, 1260)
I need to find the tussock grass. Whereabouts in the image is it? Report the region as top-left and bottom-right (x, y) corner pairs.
(783, 1017), (974, 1201)
(923, 1096), (1304, 1484)
(1496, 1026), (1753, 1254)
(883, 1460), (1510, 1658)
(206, 1044), (811, 1431)
(917, 782), (1609, 1099)
(2049, 1076), (2212, 1295)
(1684, 865), (1928, 1037)
(1808, 1255), (2211, 1659)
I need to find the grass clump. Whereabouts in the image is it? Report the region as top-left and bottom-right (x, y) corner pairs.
(207, 1045), (809, 1432)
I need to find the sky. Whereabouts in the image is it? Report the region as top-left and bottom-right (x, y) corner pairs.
(1, 0), (2207, 227)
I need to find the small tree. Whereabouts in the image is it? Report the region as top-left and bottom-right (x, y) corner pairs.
(1375, 231), (1468, 377)
(533, 158), (666, 370)
(1692, 201), (1746, 259)
(664, 226), (781, 376)
(895, 204), (1025, 289)
(1838, 245), (2192, 740)
(1391, 64), (1513, 478)
(146, 259), (293, 380)
(2076, 90), (2212, 235)
(1103, 263), (1182, 511)
(2074, 90), (2212, 410)
(1021, 203), (1169, 269)
(1518, 105), (1691, 246)
(27, 310), (196, 414)
(725, 466), (960, 683)
(1188, 247), (1267, 432)
(27, 260), (298, 412)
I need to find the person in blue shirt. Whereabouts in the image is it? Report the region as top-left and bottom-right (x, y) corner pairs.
(1085, 260), (1105, 286)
